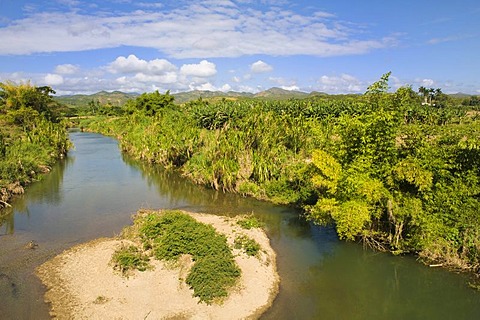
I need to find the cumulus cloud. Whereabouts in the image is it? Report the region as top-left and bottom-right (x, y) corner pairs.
(100, 56), (216, 93)
(44, 73), (64, 85)
(421, 78), (435, 87)
(268, 76), (299, 90)
(108, 54), (177, 75)
(250, 60), (273, 73)
(190, 82), (231, 92)
(54, 64), (80, 74)
(0, 2), (397, 58)
(133, 72), (178, 84)
(317, 74), (362, 93)
(280, 85), (300, 91)
(109, 55), (148, 74)
(180, 60), (217, 77)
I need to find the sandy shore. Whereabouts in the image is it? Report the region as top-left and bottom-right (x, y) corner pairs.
(36, 212), (279, 319)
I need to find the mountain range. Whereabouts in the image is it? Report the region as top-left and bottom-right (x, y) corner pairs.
(53, 87), (326, 107)
(53, 87), (474, 108)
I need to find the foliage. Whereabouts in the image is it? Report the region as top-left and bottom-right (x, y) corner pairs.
(0, 81), (70, 211)
(111, 244), (150, 275)
(236, 215), (264, 230)
(125, 90), (175, 116)
(82, 74), (480, 273)
(124, 210), (241, 304)
(234, 235), (261, 257)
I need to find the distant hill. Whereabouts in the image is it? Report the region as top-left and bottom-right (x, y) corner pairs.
(54, 88), (317, 107)
(308, 91), (330, 97)
(448, 92), (473, 99)
(173, 90), (253, 104)
(174, 87), (310, 103)
(54, 91), (137, 108)
(253, 87), (309, 100)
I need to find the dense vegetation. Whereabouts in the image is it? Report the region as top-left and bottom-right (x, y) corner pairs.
(82, 73), (480, 274)
(113, 210), (241, 304)
(0, 81), (70, 211)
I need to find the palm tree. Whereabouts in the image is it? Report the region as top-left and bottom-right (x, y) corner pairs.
(418, 86), (429, 105)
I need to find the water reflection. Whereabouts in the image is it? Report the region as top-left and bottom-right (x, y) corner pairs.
(1, 132), (479, 320)
(0, 206), (14, 234)
(0, 156), (74, 235)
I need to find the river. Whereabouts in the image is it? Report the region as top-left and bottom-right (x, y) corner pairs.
(1, 131), (479, 319)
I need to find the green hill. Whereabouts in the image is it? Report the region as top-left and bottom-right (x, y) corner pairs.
(54, 88), (315, 107)
(173, 90), (253, 104)
(54, 91), (137, 108)
(253, 87), (309, 100)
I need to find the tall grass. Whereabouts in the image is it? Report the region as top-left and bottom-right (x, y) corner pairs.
(83, 92), (480, 273)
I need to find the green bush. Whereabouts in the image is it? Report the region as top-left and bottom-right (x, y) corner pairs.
(234, 235), (261, 257)
(236, 215), (264, 230)
(111, 244), (150, 275)
(124, 210), (241, 304)
(186, 256), (240, 303)
(83, 81), (480, 273)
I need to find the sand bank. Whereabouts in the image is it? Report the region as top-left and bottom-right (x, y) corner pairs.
(37, 212), (279, 319)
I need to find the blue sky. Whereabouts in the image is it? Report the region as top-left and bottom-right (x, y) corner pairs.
(0, 0), (479, 95)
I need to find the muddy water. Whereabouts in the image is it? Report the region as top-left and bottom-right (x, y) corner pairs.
(1, 131), (479, 319)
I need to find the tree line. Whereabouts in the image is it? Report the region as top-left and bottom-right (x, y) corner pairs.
(1, 76), (478, 275)
(82, 73), (480, 273)
(0, 81), (70, 211)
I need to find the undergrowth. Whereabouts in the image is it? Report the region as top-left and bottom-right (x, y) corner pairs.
(112, 210), (241, 304)
(236, 215), (264, 230)
(234, 235), (261, 257)
(111, 244), (150, 275)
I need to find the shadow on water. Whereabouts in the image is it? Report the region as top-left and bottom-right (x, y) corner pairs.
(0, 132), (479, 319)
(0, 155), (74, 235)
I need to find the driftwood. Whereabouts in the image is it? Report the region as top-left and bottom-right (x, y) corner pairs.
(0, 200), (12, 208)
(429, 264), (444, 268)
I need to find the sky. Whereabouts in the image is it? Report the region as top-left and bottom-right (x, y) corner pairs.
(0, 0), (479, 95)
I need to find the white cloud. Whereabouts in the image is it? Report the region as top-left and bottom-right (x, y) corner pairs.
(220, 83), (232, 91)
(190, 82), (217, 91)
(192, 82), (232, 92)
(57, 0), (81, 7)
(180, 60), (217, 77)
(133, 72), (178, 84)
(136, 2), (164, 9)
(280, 85), (300, 91)
(149, 59), (177, 74)
(317, 74), (362, 93)
(108, 55), (177, 80)
(0, 3), (397, 58)
(44, 73), (64, 85)
(421, 78), (435, 87)
(268, 76), (299, 90)
(54, 64), (80, 74)
(108, 55), (148, 74)
(250, 60), (273, 73)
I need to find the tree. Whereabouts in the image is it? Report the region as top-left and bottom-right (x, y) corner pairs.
(394, 85), (419, 109)
(365, 72), (392, 110)
(0, 81), (59, 127)
(128, 90), (175, 116)
(418, 86), (429, 105)
(365, 71), (392, 95)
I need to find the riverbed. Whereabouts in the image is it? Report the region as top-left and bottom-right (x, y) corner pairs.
(1, 131), (479, 319)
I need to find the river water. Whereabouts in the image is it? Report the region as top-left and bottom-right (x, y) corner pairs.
(1, 131), (479, 319)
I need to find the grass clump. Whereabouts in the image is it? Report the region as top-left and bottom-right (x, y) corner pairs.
(236, 215), (264, 230)
(234, 235), (261, 257)
(120, 210), (241, 304)
(111, 244), (150, 275)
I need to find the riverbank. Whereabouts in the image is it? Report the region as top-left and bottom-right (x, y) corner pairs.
(36, 211), (279, 319)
